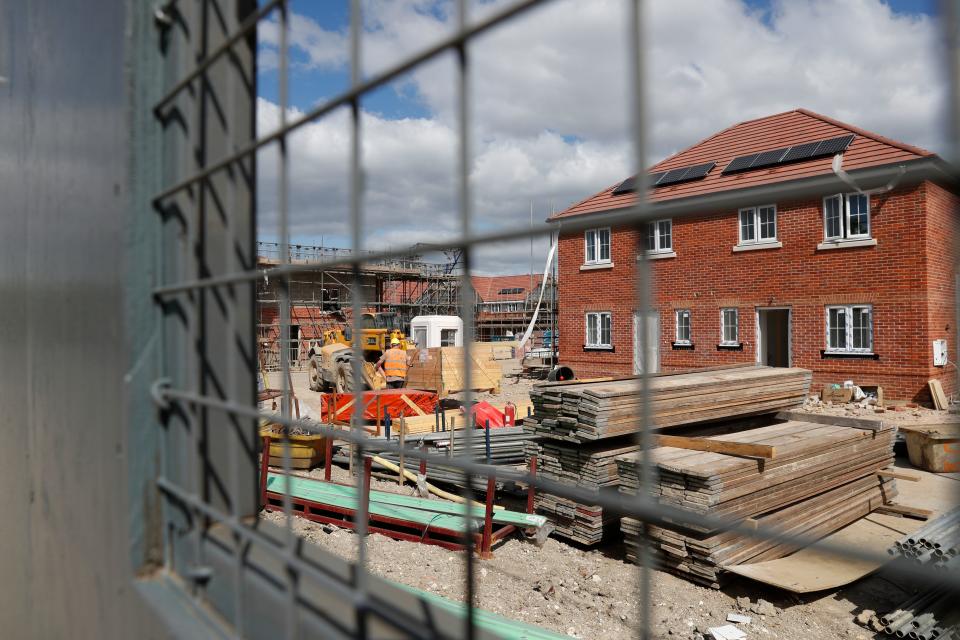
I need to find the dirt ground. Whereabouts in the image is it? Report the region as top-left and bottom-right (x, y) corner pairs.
(264, 454), (957, 640)
(262, 371), (959, 638)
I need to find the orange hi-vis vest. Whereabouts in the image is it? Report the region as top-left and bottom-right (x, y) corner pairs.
(382, 347), (407, 379)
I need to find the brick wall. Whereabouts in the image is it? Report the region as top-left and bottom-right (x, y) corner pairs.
(556, 181), (957, 401)
(924, 181), (960, 398)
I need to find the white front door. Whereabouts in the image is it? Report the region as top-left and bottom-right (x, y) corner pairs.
(633, 311), (659, 375)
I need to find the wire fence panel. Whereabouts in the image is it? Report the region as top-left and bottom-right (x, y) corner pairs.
(146, 1), (960, 638)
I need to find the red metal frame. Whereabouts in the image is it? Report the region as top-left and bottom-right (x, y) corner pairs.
(260, 454), (534, 556)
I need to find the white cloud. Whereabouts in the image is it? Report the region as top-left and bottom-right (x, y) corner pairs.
(258, 0), (945, 273)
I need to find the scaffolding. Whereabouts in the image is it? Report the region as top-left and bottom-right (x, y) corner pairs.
(257, 241), (462, 370)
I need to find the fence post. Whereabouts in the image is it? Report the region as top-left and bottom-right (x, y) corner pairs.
(527, 454), (537, 514)
(480, 475), (496, 558)
(398, 417), (406, 487)
(362, 456), (373, 531)
(485, 418), (491, 464)
(324, 435), (333, 481)
(384, 411), (392, 440)
(260, 435), (271, 509)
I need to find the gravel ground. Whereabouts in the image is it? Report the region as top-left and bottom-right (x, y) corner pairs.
(263, 496), (913, 640)
(263, 459), (929, 640)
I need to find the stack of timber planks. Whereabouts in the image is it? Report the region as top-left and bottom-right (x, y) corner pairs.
(527, 437), (638, 545)
(616, 419), (897, 587)
(523, 366), (811, 546)
(406, 347), (502, 398)
(526, 366), (812, 440)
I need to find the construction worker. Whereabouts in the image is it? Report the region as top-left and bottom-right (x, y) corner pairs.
(376, 337), (411, 389)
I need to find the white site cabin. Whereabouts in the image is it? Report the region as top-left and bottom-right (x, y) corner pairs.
(409, 315), (463, 348)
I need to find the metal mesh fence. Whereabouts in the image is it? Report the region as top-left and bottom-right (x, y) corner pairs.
(148, 1), (960, 638)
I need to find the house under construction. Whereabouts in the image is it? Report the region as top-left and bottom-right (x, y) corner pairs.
(257, 241), (461, 369)
(257, 242), (557, 369)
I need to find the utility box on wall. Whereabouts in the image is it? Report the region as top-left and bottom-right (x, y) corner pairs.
(933, 339), (948, 367)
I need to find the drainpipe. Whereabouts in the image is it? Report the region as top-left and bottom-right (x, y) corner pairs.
(831, 153), (906, 195)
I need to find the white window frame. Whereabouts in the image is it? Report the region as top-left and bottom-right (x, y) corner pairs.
(584, 227), (611, 265)
(825, 304), (874, 354)
(585, 311), (612, 348)
(675, 309), (691, 344)
(644, 219), (673, 254)
(720, 307), (739, 345)
(738, 204), (777, 245)
(823, 193), (871, 241)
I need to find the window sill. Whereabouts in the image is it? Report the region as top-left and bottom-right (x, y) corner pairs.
(733, 241), (782, 252)
(717, 343), (743, 351)
(638, 251), (677, 261)
(580, 262), (614, 271)
(672, 342), (694, 350)
(583, 345), (614, 352)
(821, 350), (879, 360)
(817, 238), (877, 251)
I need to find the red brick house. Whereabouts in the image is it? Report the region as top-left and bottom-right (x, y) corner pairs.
(549, 109), (958, 401)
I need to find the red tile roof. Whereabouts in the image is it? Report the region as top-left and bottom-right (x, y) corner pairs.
(471, 274), (544, 302)
(549, 108), (934, 220)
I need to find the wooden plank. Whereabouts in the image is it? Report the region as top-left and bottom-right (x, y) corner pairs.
(928, 379), (948, 410)
(334, 397), (357, 418)
(399, 393), (428, 416)
(774, 410), (883, 432)
(724, 513), (925, 593)
(876, 469), (921, 482)
(654, 435), (776, 459)
(874, 503), (932, 519)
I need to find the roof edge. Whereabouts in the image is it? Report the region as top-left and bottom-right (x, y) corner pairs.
(796, 108), (935, 158)
(548, 157), (947, 225)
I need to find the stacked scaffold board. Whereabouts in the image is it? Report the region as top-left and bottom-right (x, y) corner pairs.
(525, 437), (638, 545)
(617, 418), (897, 587)
(523, 366), (812, 546)
(526, 366), (812, 440)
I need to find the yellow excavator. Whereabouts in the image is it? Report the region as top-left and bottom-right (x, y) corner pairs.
(306, 312), (413, 393)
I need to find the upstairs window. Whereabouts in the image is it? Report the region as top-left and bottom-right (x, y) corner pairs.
(823, 193), (870, 241)
(675, 309), (691, 344)
(720, 308), (739, 345)
(643, 219), (673, 253)
(498, 287), (524, 295)
(586, 312), (612, 348)
(826, 305), (873, 353)
(739, 205), (777, 244)
(585, 228), (611, 264)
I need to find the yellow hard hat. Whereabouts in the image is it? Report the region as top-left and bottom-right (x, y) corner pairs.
(391, 337), (400, 346)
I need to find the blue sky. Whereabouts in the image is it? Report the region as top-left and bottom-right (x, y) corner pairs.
(256, 0), (946, 274)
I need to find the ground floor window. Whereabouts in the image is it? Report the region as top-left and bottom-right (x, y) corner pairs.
(720, 308), (739, 344)
(586, 312), (612, 348)
(675, 309), (691, 344)
(826, 305), (873, 352)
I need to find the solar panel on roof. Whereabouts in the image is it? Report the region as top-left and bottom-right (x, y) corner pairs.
(612, 163), (714, 194)
(657, 167), (692, 185)
(780, 141), (821, 163)
(722, 135), (856, 174)
(611, 176), (636, 195)
(750, 147), (789, 169)
(813, 134), (855, 156)
(680, 161), (716, 180)
(722, 154), (759, 174)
